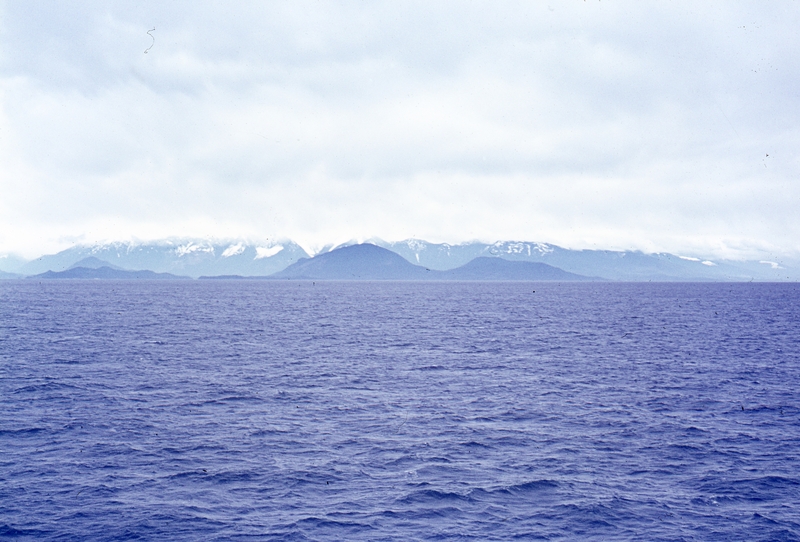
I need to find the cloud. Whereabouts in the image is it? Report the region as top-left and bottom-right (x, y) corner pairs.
(1, 1), (799, 259)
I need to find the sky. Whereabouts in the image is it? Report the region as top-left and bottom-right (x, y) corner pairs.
(1, 1), (798, 260)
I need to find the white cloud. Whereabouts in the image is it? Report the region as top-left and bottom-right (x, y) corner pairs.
(1, 1), (799, 259)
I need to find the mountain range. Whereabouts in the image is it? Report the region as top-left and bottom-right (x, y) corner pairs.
(13, 240), (308, 278)
(31, 267), (190, 280)
(266, 244), (593, 281)
(367, 239), (798, 282)
(1, 238), (798, 281)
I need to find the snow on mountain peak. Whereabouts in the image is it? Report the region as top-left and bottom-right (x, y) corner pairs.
(255, 245), (283, 259)
(487, 241), (552, 257)
(222, 243), (245, 258)
(405, 239), (428, 252)
(531, 242), (554, 255)
(175, 242), (215, 257)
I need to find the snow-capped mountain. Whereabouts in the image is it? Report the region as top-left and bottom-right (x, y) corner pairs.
(7, 237), (799, 281)
(269, 243), (594, 281)
(372, 239), (554, 269)
(19, 239), (309, 278)
(373, 239), (799, 281)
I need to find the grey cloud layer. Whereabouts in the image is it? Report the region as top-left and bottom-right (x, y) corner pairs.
(1, 1), (798, 258)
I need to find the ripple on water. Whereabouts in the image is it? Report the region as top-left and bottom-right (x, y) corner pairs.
(1, 281), (799, 540)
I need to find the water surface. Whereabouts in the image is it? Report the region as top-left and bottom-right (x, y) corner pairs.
(1, 281), (798, 540)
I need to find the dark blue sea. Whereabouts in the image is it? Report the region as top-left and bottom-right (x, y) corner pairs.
(1, 281), (799, 541)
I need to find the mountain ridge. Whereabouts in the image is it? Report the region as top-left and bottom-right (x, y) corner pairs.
(68, 257), (125, 271)
(17, 239), (309, 278)
(4, 238), (799, 281)
(372, 239), (797, 281)
(439, 257), (599, 281)
(270, 244), (433, 280)
(270, 244), (595, 281)
(30, 267), (190, 280)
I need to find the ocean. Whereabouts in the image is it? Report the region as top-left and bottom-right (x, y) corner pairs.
(1, 280), (798, 540)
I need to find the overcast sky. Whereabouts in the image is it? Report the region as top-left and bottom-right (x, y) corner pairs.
(1, 1), (798, 259)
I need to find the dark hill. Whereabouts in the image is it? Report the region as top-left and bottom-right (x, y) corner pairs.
(267, 244), (595, 281)
(270, 244), (433, 280)
(68, 257), (124, 270)
(30, 267), (190, 280)
(440, 257), (595, 281)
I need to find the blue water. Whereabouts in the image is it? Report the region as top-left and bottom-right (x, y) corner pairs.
(1, 281), (799, 541)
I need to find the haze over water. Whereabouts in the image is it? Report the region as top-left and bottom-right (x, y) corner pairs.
(1, 280), (799, 540)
